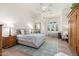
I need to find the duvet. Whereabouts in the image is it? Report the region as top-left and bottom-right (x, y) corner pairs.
(17, 34), (45, 48)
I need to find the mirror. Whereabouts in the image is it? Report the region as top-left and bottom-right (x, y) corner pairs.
(35, 23), (41, 33)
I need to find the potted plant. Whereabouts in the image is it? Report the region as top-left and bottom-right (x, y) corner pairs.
(71, 3), (79, 9)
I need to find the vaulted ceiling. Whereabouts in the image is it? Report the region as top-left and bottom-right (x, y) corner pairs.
(0, 3), (72, 24)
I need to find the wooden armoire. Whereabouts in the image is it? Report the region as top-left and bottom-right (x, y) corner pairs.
(68, 6), (79, 55)
(0, 25), (2, 56)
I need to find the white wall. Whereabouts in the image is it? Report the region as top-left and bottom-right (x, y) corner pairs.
(0, 4), (37, 36)
(0, 3), (72, 36)
(61, 7), (71, 33)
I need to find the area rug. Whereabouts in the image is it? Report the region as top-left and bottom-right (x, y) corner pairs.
(12, 42), (58, 56)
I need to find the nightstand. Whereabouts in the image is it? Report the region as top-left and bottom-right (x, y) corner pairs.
(3, 36), (17, 49)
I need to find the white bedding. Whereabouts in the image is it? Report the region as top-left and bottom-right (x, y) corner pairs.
(17, 34), (45, 48)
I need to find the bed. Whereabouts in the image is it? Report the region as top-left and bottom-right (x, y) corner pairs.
(16, 34), (45, 48)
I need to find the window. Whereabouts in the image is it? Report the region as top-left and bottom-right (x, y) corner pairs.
(47, 21), (58, 31)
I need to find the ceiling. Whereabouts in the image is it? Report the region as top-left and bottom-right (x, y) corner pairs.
(0, 3), (72, 24)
